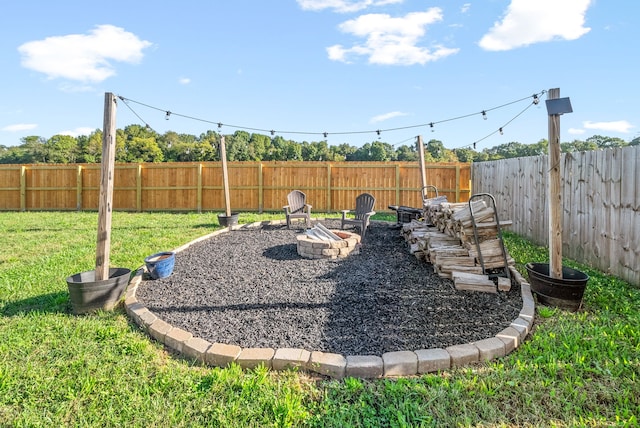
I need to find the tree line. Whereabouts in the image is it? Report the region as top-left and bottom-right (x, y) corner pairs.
(1, 124), (637, 164)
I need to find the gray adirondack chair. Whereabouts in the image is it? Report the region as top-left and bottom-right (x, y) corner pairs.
(283, 190), (312, 229)
(341, 193), (376, 239)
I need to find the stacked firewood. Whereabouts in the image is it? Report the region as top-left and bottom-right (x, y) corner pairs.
(401, 198), (514, 293)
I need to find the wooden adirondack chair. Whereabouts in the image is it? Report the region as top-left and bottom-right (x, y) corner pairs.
(341, 193), (376, 239)
(283, 190), (312, 229)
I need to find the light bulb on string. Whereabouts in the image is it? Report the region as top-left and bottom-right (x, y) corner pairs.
(165, 111), (171, 120)
(482, 111), (487, 120)
(499, 127), (503, 135)
(533, 94), (540, 105)
(376, 130), (381, 140)
(429, 122), (434, 132)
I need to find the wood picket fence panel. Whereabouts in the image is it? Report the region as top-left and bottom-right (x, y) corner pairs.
(0, 161), (470, 213)
(471, 146), (640, 286)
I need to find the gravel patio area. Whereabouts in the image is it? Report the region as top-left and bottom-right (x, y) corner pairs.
(135, 219), (522, 356)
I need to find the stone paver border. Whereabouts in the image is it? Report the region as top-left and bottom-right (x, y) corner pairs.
(124, 219), (535, 379)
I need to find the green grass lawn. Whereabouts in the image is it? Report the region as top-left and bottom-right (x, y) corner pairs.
(1, 212), (638, 427)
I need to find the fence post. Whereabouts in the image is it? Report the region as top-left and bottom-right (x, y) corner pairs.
(455, 164), (461, 202)
(20, 166), (26, 212)
(327, 163), (332, 212)
(136, 164), (142, 212)
(395, 164), (401, 205)
(197, 163), (203, 213)
(258, 163), (264, 213)
(76, 165), (83, 211)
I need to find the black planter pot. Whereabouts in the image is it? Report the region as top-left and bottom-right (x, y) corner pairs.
(525, 262), (589, 312)
(66, 268), (132, 314)
(218, 212), (239, 227)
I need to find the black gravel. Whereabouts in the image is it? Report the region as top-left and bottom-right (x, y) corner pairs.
(135, 219), (522, 356)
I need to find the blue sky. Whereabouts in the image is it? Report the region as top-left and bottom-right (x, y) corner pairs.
(1, 0), (637, 150)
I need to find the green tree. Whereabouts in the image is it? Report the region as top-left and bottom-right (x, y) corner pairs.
(248, 133), (270, 160)
(395, 144), (417, 161)
(561, 138), (598, 153)
(484, 141), (537, 159)
(454, 148), (476, 163)
(329, 143), (355, 161)
(349, 141), (395, 161)
(225, 131), (251, 161)
(586, 134), (628, 149)
(19, 136), (48, 163)
(283, 139), (303, 160)
(526, 139), (548, 156)
(123, 137), (164, 162)
(301, 140), (332, 161)
(79, 129), (104, 163)
(349, 143), (372, 161)
(44, 134), (79, 163)
(198, 131), (220, 161)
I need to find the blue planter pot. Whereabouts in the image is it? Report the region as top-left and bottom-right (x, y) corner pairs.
(144, 252), (176, 279)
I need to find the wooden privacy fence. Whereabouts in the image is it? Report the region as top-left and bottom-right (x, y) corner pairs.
(0, 161), (470, 213)
(472, 145), (640, 287)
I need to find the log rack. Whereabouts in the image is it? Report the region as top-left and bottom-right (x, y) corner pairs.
(469, 193), (511, 290)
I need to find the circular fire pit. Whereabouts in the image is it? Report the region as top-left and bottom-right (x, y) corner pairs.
(296, 230), (361, 259)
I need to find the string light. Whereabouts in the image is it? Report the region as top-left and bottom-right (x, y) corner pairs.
(118, 89), (545, 143)
(117, 95), (153, 130)
(467, 96), (540, 151)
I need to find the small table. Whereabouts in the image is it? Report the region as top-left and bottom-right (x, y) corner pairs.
(388, 205), (422, 225)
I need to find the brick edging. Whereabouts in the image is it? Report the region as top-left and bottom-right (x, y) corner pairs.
(124, 219), (535, 379)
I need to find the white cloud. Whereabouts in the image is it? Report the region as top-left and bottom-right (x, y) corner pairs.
(2, 123), (38, 132)
(568, 128), (586, 135)
(58, 82), (95, 93)
(328, 8), (459, 65)
(297, 0), (403, 13)
(370, 111), (407, 123)
(58, 127), (96, 137)
(479, 0), (592, 51)
(461, 3), (471, 14)
(583, 120), (634, 133)
(179, 77), (191, 85)
(18, 25), (152, 82)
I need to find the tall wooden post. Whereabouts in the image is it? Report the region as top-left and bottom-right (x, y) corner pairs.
(96, 93), (117, 281)
(548, 88), (563, 279)
(219, 135), (231, 216)
(417, 135), (427, 190)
